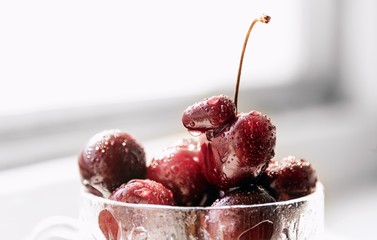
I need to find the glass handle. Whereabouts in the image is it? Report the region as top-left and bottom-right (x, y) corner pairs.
(28, 216), (94, 240)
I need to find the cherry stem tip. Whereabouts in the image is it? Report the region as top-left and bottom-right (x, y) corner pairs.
(234, 14), (271, 110)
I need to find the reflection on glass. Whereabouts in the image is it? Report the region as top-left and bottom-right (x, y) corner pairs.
(79, 183), (324, 239)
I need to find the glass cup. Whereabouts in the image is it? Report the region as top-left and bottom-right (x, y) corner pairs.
(76, 182), (324, 240)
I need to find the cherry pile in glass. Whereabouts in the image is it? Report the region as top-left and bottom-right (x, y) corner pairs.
(77, 14), (318, 239)
(78, 95), (318, 239)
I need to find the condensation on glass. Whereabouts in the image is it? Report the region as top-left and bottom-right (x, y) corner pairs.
(78, 183), (324, 240)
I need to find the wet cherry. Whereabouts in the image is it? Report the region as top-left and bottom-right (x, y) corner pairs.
(260, 156), (317, 201)
(146, 139), (214, 206)
(182, 15), (274, 190)
(206, 184), (275, 239)
(182, 95), (236, 133)
(109, 179), (175, 205)
(78, 129), (146, 197)
(98, 209), (119, 240)
(211, 184), (276, 206)
(199, 111), (276, 190)
(98, 179), (174, 240)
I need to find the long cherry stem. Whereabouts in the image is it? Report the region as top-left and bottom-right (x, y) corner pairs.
(234, 14), (271, 110)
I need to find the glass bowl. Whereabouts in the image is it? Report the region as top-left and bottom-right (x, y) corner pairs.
(78, 182), (324, 240)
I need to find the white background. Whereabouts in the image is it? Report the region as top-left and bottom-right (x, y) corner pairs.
(0, 1), (377, 239)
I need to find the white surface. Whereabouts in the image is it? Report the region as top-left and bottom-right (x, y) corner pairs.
(0, 157), (80, 240)
(326, 183), (377, 240)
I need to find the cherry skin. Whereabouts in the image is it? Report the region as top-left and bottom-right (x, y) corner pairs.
(146, 139), (214, 206)
(211, 185), (276, 206)
(182, 95), (236, 133)
(98, 209), (119, 240)
(206, 184), (276, 240)
(260, 156), (317, 201)
(98, 179), (174, 239)
(78, 129), (146, 197)
(198, 110), (276, 190)
(109, 179), (175, 205)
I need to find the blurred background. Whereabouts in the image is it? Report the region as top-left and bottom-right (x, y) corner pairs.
(0, 0), (376, 239)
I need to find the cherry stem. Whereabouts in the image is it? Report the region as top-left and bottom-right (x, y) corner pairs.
(234, 14), (271, 110)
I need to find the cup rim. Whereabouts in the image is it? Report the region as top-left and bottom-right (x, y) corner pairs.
(81, 182), (323, 211)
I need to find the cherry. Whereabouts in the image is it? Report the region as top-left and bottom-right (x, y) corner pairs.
(199, 111), (276, 190)
(206, 184), (275, 239)
(182, 15), (274, 190)
(182, 95), (236, 133)
(98, 179), (174, 239)
(98, 209), (119, 240)
(260, 156), (317, 201)
(146, 139), (214, 206)
(78, 129), (146, 197)
(211, 184), (276, 206)
(109, 179), (175, 205)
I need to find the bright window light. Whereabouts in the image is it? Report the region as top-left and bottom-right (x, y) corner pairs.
(0, 1), (302, 116)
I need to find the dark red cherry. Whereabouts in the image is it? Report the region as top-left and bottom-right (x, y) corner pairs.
(199, 111), (276, 190)
(206, 185), (275, 239)
(146, 139), (213, 206)
(211, 185), (276, 206)
(78, 129), (146, 197)
(260, 156), (317, 201)
(98, 179), (174, 239)
(109, 179), (175, 205)
(182, 95), (236, 133)
(98, 209), (119, 240)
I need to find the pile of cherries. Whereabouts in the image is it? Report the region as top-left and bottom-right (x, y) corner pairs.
(78, 95), (317, 239)
(77, 14), (318, 239)
(78, 96), (317, 206)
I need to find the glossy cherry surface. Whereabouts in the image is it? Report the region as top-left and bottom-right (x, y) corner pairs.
(182, 95), (236, 133)
(260, 156), (317, 201)
(199, 111), (276, 190)
(78, 129), (146, 197)
(109, 179), (175, 205)
(146, 139), (213, 206)
(98, 209), (119, 240)
(211, 184), (276, 206)
(207, 184), (276, 240)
